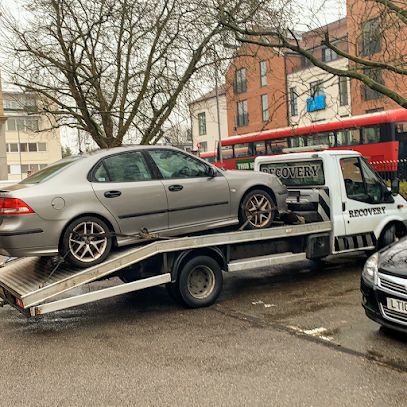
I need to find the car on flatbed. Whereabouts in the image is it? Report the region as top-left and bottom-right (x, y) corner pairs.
(0, 145), (287, 268)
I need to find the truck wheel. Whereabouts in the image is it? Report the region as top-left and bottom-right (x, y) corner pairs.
(239, 189), (276, 230)
(379, 224), (396, 249)
(177, 256), (223, 308)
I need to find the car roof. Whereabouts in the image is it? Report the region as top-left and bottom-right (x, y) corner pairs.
(80, 144), (187, 159)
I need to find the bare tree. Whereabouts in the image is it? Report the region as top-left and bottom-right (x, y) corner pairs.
(217, 0), (407, 109)
(1, 0), (237, 148)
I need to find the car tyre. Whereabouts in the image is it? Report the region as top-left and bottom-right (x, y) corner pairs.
(239, 189), (276, 230)
(176, 255), (223, 308)
(60, 216), (112, 268)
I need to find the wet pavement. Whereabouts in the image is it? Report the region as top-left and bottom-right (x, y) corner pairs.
(0, 254), (406, 405)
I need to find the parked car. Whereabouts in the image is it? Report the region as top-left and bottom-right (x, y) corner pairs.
(0, 146), (287, 267)
(361, 237), (407, 334)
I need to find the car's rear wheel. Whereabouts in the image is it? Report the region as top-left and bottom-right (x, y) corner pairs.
(239, 189), (276, 230)
(60, 216), (112, 268)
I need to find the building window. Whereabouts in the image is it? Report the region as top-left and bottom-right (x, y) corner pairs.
(261, 94), (269, 122)
(199, 141), (208, 152)
(310, 80), (324, 97)
(6, 117), (40, 132)
(236, 100), (248, 127)
(260, 61), (267, 86)
(289, 87), (298, 116)
(235, 68), (247, 94)
(197, 112), (206, 136)
(8, 164), (21, 175)
(362, 68), (384, 101)
(322, 47), (338, 62)
(338, 77), (349, 106)
(6, 142), (47, 153)
(361, 18), (381, 56)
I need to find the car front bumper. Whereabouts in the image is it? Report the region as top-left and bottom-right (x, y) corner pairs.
(361, 276), (407, 334)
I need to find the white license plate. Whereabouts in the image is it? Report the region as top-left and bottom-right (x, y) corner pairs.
(387, 297), (407, 314)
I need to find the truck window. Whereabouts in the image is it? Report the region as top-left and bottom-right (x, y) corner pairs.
(340, 157), (388, 203)
(259, 159), (325, 186)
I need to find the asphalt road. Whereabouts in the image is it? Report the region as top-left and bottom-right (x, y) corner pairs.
(0, 254), (406, 406)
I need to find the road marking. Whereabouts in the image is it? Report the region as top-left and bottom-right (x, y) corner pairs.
(288, 325), (334, 342)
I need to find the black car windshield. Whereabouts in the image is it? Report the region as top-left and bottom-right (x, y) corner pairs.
(20, 157), (82, 184)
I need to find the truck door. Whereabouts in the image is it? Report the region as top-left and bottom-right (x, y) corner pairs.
(339, 156), (392, 250)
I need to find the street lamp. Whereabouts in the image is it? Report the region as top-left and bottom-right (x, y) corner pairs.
(214, 66), (223, 164)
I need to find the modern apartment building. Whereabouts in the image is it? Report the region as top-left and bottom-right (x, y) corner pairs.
(3, 91), (62, 181)
(286, 18), (352, 126)
(189, 86), (228, 154)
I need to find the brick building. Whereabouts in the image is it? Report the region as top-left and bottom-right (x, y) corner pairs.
(346, 0), (407, 115)
(225, 43), (288, 137)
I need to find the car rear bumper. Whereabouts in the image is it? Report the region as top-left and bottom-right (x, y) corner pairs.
(0, 215), (60, 257)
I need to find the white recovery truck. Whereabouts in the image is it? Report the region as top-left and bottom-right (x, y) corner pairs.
(0, 150), (406, 318)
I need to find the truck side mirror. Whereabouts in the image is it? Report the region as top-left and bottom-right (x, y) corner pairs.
(391, 178), (400, 196)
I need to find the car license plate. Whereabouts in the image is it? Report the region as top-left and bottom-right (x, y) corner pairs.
(387, 297), (407, 314)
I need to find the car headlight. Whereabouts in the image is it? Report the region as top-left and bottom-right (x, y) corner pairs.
(362, 252), (379, 285)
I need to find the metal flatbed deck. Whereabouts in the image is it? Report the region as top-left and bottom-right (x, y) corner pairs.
(0, 221), (332, 316)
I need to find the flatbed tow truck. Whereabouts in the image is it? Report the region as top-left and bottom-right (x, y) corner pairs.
(0, 150), (406, 318)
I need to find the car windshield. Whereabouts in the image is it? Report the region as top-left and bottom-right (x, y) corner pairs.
(20, 157), (82, 184)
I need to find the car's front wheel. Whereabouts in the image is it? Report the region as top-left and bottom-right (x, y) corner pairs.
(239, 189), (276, 230)
(60, 216), (112, 268)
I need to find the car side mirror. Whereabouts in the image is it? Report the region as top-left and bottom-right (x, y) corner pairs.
(391, 178), (400, 196)
(207, 166), (217, 178)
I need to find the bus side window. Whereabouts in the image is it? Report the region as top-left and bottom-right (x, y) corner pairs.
(336, 128), (360, 146)
(254, 141), (266, 155)
(234, 143), (252, 158)
(221, 145), (234, 159)
(266, 138), (288, 154)
(288, 136), (305, 148)
(361, 126), (380, 144)
(395, 121), (407, 139)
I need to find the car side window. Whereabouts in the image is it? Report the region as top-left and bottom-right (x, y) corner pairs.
(149, 150), (211, 179)
(94, 152), (152, 182)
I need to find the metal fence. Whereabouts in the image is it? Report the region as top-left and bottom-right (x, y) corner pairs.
(371, 160), (407, 182)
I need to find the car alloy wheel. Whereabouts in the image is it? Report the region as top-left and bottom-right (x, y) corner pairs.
(61, 216), (112, 268)
(69, 221), (108, 263)
(244, 192), (275, 228)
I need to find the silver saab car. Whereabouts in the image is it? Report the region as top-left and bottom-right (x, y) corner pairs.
(0, 146), (287, 267)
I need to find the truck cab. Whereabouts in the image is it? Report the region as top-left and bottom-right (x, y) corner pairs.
(255, 150), (407, 253)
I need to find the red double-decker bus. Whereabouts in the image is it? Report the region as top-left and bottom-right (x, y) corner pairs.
(217, 109), (407, 175)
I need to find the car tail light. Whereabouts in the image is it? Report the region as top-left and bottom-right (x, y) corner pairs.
(0, 198), (34, 215)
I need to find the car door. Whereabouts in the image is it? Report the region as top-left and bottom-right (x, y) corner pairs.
(147, 149), (231, 229)
(90, 150), (168, 234)
(340, 156), (392, 247)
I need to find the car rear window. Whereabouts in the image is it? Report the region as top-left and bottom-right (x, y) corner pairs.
(259, 159), (325, 186)
(20, 157), (82, 184)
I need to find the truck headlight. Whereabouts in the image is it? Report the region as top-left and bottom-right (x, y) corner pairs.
(362, 252), (379, 285)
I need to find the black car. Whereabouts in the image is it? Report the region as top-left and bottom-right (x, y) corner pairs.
(361, 237), (407, 333)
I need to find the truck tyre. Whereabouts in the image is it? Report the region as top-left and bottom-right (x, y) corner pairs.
(177, 255), (223, 308)
(239, 189), (276, 230)
(379, 224), (396, 249)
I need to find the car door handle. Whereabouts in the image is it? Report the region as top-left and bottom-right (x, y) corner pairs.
(168, 184), (183, 192)
(104, 190), (122, 198)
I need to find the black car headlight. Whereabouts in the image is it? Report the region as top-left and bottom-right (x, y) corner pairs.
(362, 252), (379, 285)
